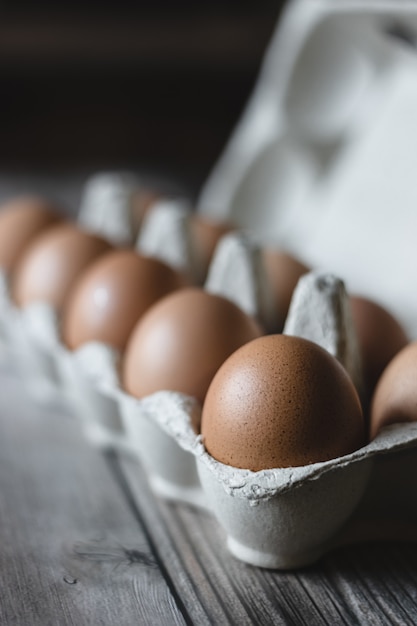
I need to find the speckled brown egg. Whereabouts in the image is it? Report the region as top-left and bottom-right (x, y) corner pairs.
(370, 340), (417, 440)
(350, 296), (409, 409)
(11, 223), (113, 311)
(122, 287), (263, 405)
(0, 195), (65, 272)
(201, 334), (365, 470)
(62, 249), (188, 351)
(190, 215), (235, 282)
(262, 248), (309, 331)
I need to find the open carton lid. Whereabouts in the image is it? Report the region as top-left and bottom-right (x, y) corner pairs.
(198, 0), (417, 339)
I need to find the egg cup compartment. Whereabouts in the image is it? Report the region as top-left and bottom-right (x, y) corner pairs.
(53, 341), (207, 507)
(0, 274), (64, 402)
(196, 446), (373, 569)
(115, 390), (207, 508)
(197, 422), (417, 569)
(55, 343), (130, 451)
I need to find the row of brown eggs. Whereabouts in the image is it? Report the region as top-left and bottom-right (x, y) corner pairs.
(0, 192), (297, 372)
(0, 191), (414, 477)
(0, 191), (311, 350)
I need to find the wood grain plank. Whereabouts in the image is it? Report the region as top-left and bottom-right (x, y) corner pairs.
(0, 369), (187, 626)
(118, 452), (417, 626)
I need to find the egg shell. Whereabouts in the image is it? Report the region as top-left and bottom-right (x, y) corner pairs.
(0, 195), (64, 272)
(201, 334), (365, 470)
(370, 340), (417, 439)
(350, 296), (409, 408)
(11, 223), (113, 311)
(62, 249), (188, 351)
(262, 249), (309, 331)
(122, 287), (263, 405)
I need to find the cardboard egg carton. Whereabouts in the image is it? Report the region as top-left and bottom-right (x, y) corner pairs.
(2, 0), (417, 569)
(3, 220), (417, 570)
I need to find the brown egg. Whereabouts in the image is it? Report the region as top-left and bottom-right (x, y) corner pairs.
(190, 215), (235, 282)
(122, 287), (263, 405)
(0, 195), (64, 272)
(262, 248), (309, 331)
(201, 334), (365, 470)
(62, 249), (188, 351)
(12, 223), (113, 311)
(370, 341), (417, 439)
(350, 296), (409, 408)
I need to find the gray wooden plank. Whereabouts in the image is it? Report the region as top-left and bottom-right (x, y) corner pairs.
(0, 369), (187, 626)
(118, 452), (417, 626)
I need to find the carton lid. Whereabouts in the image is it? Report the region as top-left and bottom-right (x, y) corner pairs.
(198, 0), (417, 338)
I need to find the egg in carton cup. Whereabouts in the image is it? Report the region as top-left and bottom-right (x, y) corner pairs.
(0, 171), (160, 403)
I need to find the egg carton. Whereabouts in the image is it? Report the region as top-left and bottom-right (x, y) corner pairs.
(6, 220), (417, 569)
(2, 0), (417, 569)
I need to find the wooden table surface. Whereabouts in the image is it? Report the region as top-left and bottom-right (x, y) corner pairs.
(1, 365), (417, 626)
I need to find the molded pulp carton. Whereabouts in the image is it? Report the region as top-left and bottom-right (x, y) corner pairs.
(2, 0), (417, 568)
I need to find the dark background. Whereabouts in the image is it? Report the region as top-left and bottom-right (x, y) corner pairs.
(0, 2), (284, 196)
